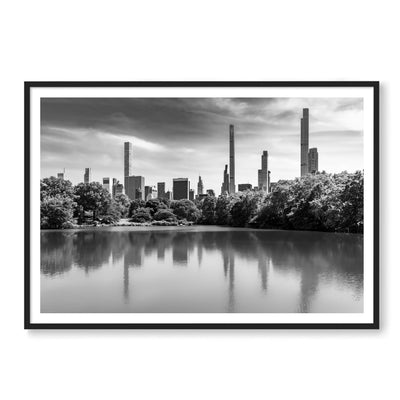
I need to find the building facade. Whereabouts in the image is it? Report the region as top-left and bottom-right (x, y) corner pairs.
(308, 147), (319, 174)
(102, 177), (110, 192)
(189, 189), (195, 201)
(157, 182), (166, 199)
(258, 150), (269, 192)
(221, 164), (229, 195)
(125, 175), (145, 200)
(124, 142), (133, 195)
(84, 167), (91, 183)
(112, 178), (124, 198)
(197, 176), (204, 196)
(238, 183), (252, 191)
(229, 124), (235, 193)
(145, 185), (157, 201)
(300, 108), (309, 177)
(173, 178), (189, 200)
(57, 172), (64, 180)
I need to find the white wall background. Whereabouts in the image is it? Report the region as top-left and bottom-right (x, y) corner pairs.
(0, 1), (397, 399)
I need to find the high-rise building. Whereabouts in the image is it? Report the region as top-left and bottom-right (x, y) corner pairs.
(124, 142), (133, 177)
(173, 178), (189, 200)
(197, 176), (204, 196)
(229, 124), (235, 193)
(157, 182), (166, 199)
(145, 185), (158, 201)
(308, 148), (319, 174)
(300, 108), (309, 177)
(102, 177), (110, 192)
(238, 183), (252, 191)
(124, 142), (133, 193)
(221, 164), (229, 195)
(84, 168), (91, 183)
(258, 150), (269, 192)
(189, 189), (195, 201)
(165, 191), (173, 201)
(57, 172), (64, 180)
(112, 179), (124, 198)
(125, 175), (145, 200)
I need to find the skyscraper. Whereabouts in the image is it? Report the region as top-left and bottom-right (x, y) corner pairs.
(238, 183), (252, 191)
(112, 178), (124, 198)
(173, 178), (189, 200)
(84, 168), (91, 183)
(102, 177), (110, 192)
(258, 150), (269, 192)
(145, 185), (157, 201)
(126, 175), (145, 200)
(308, 147), (319, 174)
(229, 124), (235, 193)
(221, 164), (229, 195)
(157, 182), (166, 199)
(124, 142), (133, 177)
(197, 176), (204, 196)
(57, 172), (64, 180)
(189, 189), (195, 201)
(300, 108), (309, 177)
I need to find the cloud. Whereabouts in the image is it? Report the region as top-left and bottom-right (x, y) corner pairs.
(41, 97), (364, 191)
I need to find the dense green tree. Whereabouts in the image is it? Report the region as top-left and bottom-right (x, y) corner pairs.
(170, 199), (201, 222)
(40, 196), (75, 229)
(130, 207), (152, 223)
(215, 195), (230, 225)
(41, 177), (75, 200)
(74, 182), (111, 221)
(199, 196), (217, 224)
(145, 198), (167, 216)
(114, 193), (131, 218)
(100, 200), (121, 224)
(229, 191), (265, 227)
(153, 209), (177, 222)
(128, 199), (146, 217)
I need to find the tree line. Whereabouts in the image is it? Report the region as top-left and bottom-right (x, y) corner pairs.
(40, 170), (363, 233)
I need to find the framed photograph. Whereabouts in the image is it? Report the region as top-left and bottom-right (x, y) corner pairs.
(25, 81), (379, 329)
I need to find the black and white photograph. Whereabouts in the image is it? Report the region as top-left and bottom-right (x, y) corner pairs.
(26, 82), (378, 328)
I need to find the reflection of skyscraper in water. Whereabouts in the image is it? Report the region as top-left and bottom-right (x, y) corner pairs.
(197, 243), (203, 267)
(258, 257), (271, 292)
(173, 245), (188, 266)
(122, 238), (144, 302)
(227, 253), (235, 312)
(298, 263), (319, 312)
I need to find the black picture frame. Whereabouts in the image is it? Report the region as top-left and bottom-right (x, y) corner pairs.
(25, 81), (379, 329)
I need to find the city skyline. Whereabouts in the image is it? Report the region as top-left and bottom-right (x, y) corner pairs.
(41, 97), (363, 192)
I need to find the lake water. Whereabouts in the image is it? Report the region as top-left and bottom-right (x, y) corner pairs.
(41, 226), (363, 313)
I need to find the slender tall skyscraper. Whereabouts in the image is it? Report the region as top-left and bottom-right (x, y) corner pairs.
(197, 176), (204, 196)
(258, 150), (269, 192)
(300, 108), (309, 177)
(229, 124), (235, 193)
(124, 142), (133, 195)
(124, 142), (133, 177)
(84, 168), (91, 183)
(221, 164), (229, 195)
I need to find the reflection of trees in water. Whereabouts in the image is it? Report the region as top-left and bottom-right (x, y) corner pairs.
(41, 232), (74, 276)
(41, 229), (363, 312)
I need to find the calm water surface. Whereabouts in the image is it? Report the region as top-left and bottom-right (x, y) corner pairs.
(41, 226), (363, 313)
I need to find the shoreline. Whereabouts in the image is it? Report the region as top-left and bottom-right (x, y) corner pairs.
(40, 222), (363, 235)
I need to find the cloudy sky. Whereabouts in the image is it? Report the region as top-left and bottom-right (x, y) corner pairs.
(41, 97), (363, 193)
